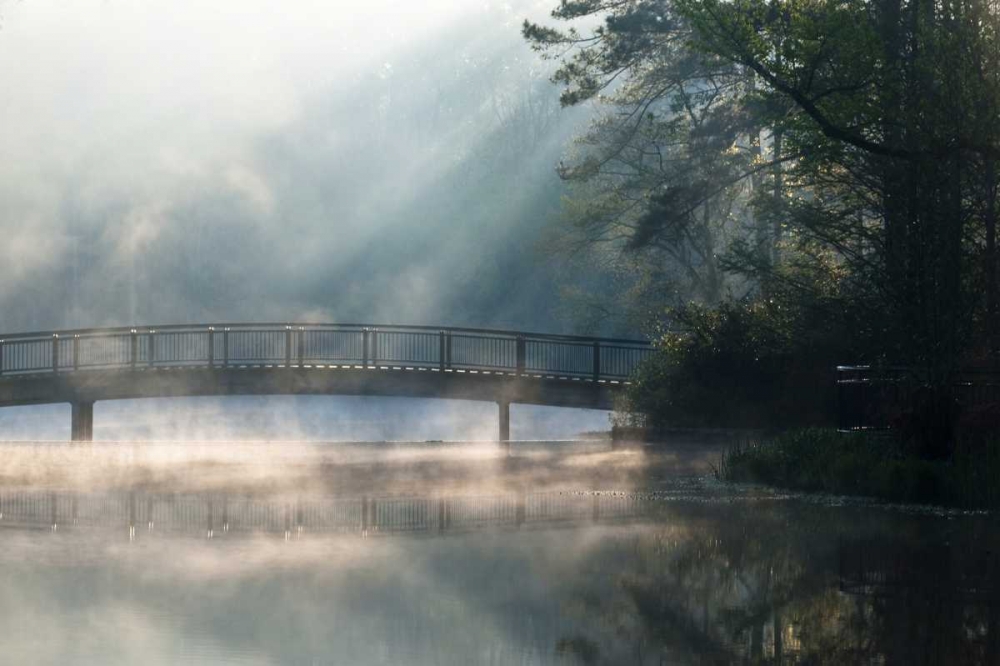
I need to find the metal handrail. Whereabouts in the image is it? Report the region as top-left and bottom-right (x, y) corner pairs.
(0, 323), (652, 382)
(0, 322), (649, 345)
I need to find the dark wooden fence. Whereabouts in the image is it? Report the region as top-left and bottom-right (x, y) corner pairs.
(836, 365), (1000, 431)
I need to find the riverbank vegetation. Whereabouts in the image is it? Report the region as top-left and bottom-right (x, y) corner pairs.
(527, 0), (1000, 466)
(717, 429), (1000, 508)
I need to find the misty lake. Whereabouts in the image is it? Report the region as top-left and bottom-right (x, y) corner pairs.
(6, 0), (1000, 662)
(0, 441), (997, 665)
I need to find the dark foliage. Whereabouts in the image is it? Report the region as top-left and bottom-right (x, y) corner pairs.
(528, 0), (1000, 458)
(719, 428), (1000, 509)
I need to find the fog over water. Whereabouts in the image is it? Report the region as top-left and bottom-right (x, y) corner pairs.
(1, 4), (998, 666)
(0, 483), (995, 665)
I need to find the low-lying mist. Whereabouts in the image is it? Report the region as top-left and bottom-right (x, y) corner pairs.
(0, 393), (731, 505)
(0, 436), (726, 500)
(0, 441), (665, 497)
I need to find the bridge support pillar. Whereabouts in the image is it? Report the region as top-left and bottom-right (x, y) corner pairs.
(70, 401), (94, 442)
(498, 399), (510, 448)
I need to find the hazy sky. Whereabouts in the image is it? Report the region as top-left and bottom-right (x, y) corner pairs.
(0, 0), (585, 333)
(0, 2), (611, 439)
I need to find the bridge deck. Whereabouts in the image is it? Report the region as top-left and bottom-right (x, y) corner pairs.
(0, 323), (652, 442)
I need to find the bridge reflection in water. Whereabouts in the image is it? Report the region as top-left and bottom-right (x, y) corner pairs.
(0, 486), (998, 664)
(0, 323), (651, 443)
(0, 488), (652, 538)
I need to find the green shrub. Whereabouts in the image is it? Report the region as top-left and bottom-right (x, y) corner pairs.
(620, 297), (855, 431)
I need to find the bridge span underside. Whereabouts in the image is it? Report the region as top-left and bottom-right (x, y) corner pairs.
(1, 366), (618, 442)
(0, 323), (650, 443)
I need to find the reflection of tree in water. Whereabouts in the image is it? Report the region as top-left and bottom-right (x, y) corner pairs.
(557, 503), (1000, 665)
(839, 531), (1000, 665)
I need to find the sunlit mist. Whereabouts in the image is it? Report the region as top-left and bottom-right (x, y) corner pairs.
(0, 0), (585, 332)
(1, 1), (993, 664)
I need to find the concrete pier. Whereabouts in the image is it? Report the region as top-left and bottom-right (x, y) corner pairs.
(498, 399), (510, 446)
(70, 401), (94, 442)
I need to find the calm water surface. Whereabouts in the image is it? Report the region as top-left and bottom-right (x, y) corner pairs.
(0, 448), (997, 665)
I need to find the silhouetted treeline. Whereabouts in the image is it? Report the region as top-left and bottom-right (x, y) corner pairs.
(527, 0), (1000, 452)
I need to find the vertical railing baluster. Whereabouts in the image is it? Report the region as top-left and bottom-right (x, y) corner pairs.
(363, 328), (370, 367)
(223, 328), (230, 367)
(208, 327), (215, 367)
(0, 339), (4, 376)
(592, 341), (600, 381)
(516, 336), (525, 375)
(298, 328), (305, 366)
(438, 331), (445, 370)
(73, 335), (80, 371)
(285, 326), (292, 367)
(130, 330), (138, 370)
(52, 334), (59, 373)
(372, 328), (378, 367)
(147, 331), (155, 368)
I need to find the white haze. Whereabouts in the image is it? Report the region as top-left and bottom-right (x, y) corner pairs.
(0, 0), (588, 332)
(0, 1), (614, 441)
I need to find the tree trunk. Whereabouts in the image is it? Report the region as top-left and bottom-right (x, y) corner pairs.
(985, 158), (998, 359)
(772, 126), (783, 267)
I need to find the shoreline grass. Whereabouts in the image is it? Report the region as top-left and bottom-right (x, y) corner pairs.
(717, 428), (1000, 509)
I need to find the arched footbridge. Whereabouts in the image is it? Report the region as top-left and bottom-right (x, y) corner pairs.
(0, 323), (652, 442)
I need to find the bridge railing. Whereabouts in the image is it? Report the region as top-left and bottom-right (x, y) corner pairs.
(0, 323), (652, 382)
